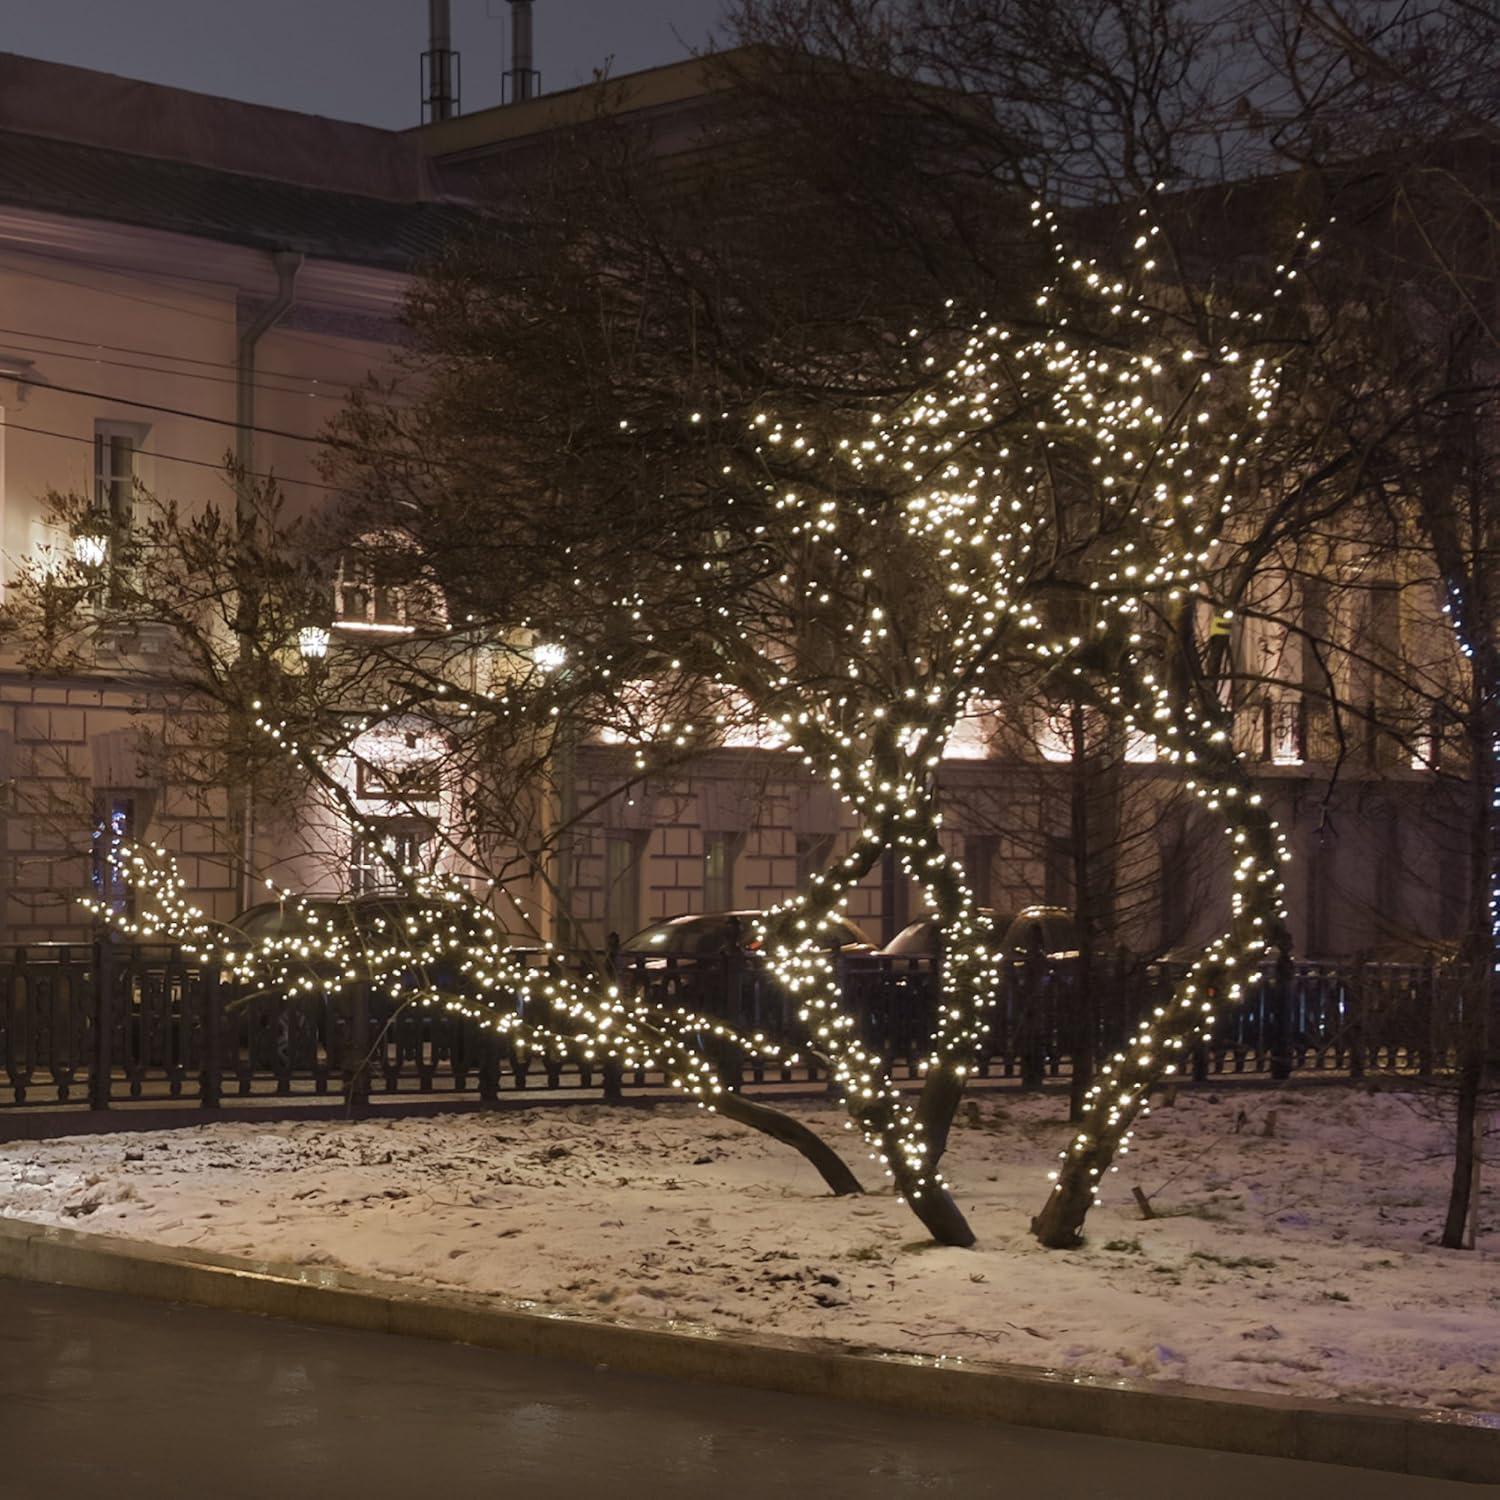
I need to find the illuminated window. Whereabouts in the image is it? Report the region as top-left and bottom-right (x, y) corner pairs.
(348, 723), (444, 808)
(1036, 707), (1077, 762)
(1410, 709), (1444, 771)
(1263, 695), (1304, 766)
(350, 819), (434, 895)
(597, 680), (663, 745)
(355, 756), (441, 801)
(943, 699), (997, 760)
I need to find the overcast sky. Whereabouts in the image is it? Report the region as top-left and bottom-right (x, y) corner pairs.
(3, 0), (731, 129)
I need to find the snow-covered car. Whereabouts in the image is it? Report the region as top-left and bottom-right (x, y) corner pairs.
(620, 909), (876, 967)
(227, 895), (540, 991)
(879, 906), (1080, 961)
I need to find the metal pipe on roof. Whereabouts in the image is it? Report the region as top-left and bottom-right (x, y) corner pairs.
(426, 0), (458, 122)
(507, 1), (537, 103)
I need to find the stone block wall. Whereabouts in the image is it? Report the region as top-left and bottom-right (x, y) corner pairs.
(0, 673), (237, 943)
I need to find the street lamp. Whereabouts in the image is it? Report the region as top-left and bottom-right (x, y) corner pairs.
(528, 640), (574, 944)
(297, 624), (331, 660)
(73, 529), (109, 569)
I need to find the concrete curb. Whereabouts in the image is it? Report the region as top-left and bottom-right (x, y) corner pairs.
(0, 1214), (1495, 1485)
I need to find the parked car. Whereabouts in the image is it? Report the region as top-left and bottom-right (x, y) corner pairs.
(879, 906), (1080, 961)
(228, 894), (539, 989)
(620, 909), (876, 969)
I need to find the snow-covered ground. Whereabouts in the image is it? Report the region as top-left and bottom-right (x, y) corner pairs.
(1, 1085), (1494, 1414)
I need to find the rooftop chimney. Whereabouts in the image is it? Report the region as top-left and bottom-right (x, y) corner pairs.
(505, 1), (540, 104)
(423, 0), (460, 122)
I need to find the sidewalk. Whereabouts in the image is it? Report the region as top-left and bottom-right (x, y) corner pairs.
(0, 1214), (1495, 1485)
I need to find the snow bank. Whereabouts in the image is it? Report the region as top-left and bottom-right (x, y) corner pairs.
(1, 1085), (1494, 1413)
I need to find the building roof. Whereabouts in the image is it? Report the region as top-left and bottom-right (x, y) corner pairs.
(0, 47), (755, 271)
(0, 128), (474, 270)
(413, 49), (759, 160)
(0, 50), (427, 200)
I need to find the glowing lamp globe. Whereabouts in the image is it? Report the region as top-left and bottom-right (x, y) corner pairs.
(298, 625), (331, 660)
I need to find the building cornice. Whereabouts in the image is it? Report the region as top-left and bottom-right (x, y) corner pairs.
(0, 205), (411, 320)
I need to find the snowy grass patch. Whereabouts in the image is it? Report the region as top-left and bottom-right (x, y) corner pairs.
(0, 1085), (1494, 1413)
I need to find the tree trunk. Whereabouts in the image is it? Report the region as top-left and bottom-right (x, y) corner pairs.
(1031, 1158), (1099, 1249)
(900, 1179), (977, 1247)
(1441, 658), (1497, 1249)
(714, 1091), (865, 1197)
(1068, 705), (1098, 1123)
(1033, 706), (1292, 1249)
(1067, 953), (1096, 1124)
(1442, 1054), (1483, 1249)
(915, 1063), (966, 1162)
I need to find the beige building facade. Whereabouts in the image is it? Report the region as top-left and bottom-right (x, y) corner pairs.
(0, 51), (1466, 960)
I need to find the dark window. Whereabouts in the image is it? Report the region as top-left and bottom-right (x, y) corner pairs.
(93, 426), (139, 529)
(964, 834), (998, 909)
(605, 833), (646, 940)
(795, 833), (835, 888)
(1044, 834), (1074, 909)
(702, 832), (740, 912)
(335, 554), (408, 629)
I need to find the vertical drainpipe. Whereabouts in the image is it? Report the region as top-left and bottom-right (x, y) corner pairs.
(234, 250), (302, 910)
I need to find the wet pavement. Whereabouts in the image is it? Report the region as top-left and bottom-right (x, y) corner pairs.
(0, 1277), (1482, 1498)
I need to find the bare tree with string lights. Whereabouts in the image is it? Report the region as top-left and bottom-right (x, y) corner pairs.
(63, 186), (1312, 1248)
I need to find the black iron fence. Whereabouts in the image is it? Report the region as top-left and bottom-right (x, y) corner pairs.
(0, 940), (1464, 1116)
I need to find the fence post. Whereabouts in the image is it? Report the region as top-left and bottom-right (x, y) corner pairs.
(598, 940), (625, 1101)
(200, 963), (222, 1108)
(89, 935), (113, 1111)
(344, 981), (371, 1107)
(1425, 960), (1443, 1076)
(479, 1025), (503, 1105)
(1268, 953), (1294, 1081)
(1067, 956), (1098, 1122)
(1020, 947), (1046, 1092)
(1347, 959), (1365, 1081)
